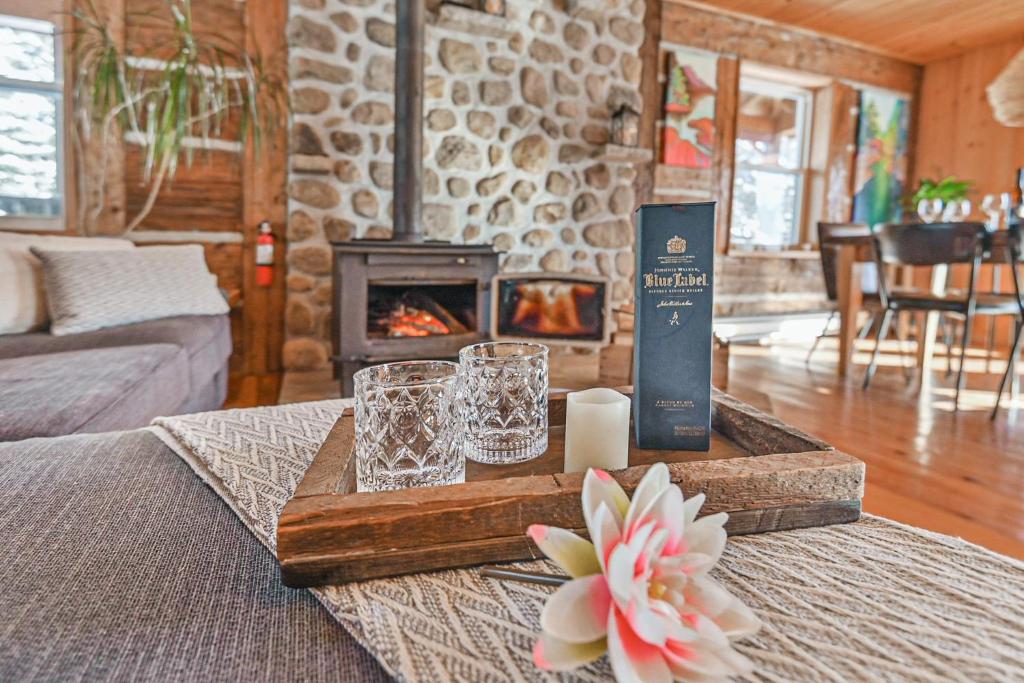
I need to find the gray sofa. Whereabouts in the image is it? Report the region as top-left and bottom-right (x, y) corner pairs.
(0, 314), (231, 441)
(0, 429), (389, 681)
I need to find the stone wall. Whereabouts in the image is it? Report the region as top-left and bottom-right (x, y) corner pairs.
(283, 0), (646, 370)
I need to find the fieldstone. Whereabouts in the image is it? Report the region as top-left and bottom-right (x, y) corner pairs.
(613, 279), (632, 302)
(468, 203), (482, 217)
(286, 299), (315, 336)
(313, 282), (332, 306)
(556, 101), (579, 118)
(615, 250), (635, 278)
(540, 249), (568, 272)
(330, 160), (358, 183)
(511, 180), (536, 203)
(488, 198), (516, 227)
(584, 220), (633, 248)
(618, 166), (638, 182)
(291, 57), (353, 84)
(427, 109), (456, 131)
(352, 101), (393, 125)
(289, 179), (339, 209)
(364, 225), (392, 239)
(499, 127), (513, 142)
(346, 43), (360, 62)
(425, 169), (440, 196)
(529, 10), (554, 33)
(288, 210), (318, 242)
(520, 67), (548, 108)
(489, 145), (503, 165)
(330, 11), (357, 32)
(288, 16), (336, 52)
(323, 216), (355, 242)
(488, 57), (515, 76)
(588, 106), (611, 120)
(533, 204), (566, 225)
(493, 232), (516, 252)
(295, 0), (324, 8)
(529, 39), (563, 63)
(582, 124), (609, 145)
(448, 177), (470, 198)
(621, 53), (642, 85)
(608, 85), (642, 112)
(426, 75), (445, 99)
(288, 244), (333, 275)
(467, 111), (497, 138)
(585, 163), (611, 189)
(609, 185), (635, 214)
(511, 135), (550, 174)
(365, 55), (395, 93)
(546, 171), (572, 196)
(596, 252), (614, 276)
(570, 58), (585, 74)
(573, 250), (588, 262)
(563, 22), (589, 51)
(439, 38), (482, 74)
(293, 87), (330, 114)
(592, 44), (615, 66)
(508, 32), (525, 53)
(504, 253), (534, 271)
(559, 144), (589, 164)
(369, 161), (393, 189)
(540, 117), (560, 139)
(353, 189), (379, 218)
(423, 204), (458, 239)
(436, 135), (483, 171)
(523, 228), (556, 247)
(563, 123), (578, 138)
(340, 88), (358, 108)
(508, 106), (534, 129)
(283, 338), (327, 371)
(287, 273), (315, 292)
(365, 17), (395, 46)
(631, 0), (645, 15)
(553, 71), (580, 96)
(330, 131), (363, 155)
(291, 154), (332, 174)
(289, 124), (324, 157)
(370, 133), (381, 154)
(480, 81), (512, 106)
(573, 192), (600, 221)
(452, 81), (471, 105)
(585, 74), (607, 103)
(609, 17), (644, 46)
(561, 227), (577, 245)
(463, 224), (481, 241)
(477, 172), (507, 197)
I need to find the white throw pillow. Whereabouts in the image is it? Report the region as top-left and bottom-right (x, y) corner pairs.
(30, 244), (229, 336)
(0, 231), (135, 335)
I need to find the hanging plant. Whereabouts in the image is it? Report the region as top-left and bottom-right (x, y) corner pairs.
(69, 0), (282, 233)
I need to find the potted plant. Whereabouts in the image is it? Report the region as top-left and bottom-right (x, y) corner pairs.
(907, 175), (972, 222)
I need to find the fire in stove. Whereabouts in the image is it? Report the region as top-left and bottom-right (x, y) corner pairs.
(368, 286), (476, 339)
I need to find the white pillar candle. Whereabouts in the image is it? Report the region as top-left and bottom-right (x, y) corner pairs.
(563, 388), (631, 473)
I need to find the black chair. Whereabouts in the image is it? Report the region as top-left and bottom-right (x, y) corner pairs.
(806, 223), (882, 363)
(990, 226), (1024, 419)
(863, 222), (1021, 411)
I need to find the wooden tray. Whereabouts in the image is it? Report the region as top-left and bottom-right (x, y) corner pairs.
(277, 388), (864, 587)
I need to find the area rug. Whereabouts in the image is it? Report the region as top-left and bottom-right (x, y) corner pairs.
(151, 400), (1024, 682)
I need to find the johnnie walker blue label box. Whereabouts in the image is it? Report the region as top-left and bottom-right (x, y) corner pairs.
(632, 202), (715, 451)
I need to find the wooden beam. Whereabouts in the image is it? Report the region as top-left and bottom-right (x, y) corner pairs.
(823, 82), (859, 223)
(713, 56), (739, 253)
(635, 0), (663, 205)
(241, 0), (288, 375)
(661, 1), (921, 94)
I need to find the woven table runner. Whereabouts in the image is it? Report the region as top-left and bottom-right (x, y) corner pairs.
(151, 400), (1024, 683)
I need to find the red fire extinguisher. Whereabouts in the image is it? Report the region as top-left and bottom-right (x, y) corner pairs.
(256, 221), (275, 287)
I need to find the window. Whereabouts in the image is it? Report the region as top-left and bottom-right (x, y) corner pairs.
(0, 13), (63, 228)
(730, 78), (812, 250)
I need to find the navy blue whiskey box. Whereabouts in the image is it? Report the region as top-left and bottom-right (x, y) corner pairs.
(632, 202), (715, 451)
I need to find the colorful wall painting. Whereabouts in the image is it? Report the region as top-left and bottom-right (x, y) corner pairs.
(661, 50), (717, 168)
(852, 90), (910, 226)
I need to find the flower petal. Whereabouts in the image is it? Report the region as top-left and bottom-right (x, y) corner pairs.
(582, 469), (629, 530)
(684, 513), (728, 564)
(683, 492), (706, 525)
(533, 633), (607, 672)
(527, 525), (601, 578)
(607, 609), (672, 683)
(623, 462), (670, 534)
(540, 574), (612, 644)
(715, 596), (762, 639)
(589, 502), (622, 572)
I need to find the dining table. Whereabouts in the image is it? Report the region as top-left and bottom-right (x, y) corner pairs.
(833, 226), (1019, 386)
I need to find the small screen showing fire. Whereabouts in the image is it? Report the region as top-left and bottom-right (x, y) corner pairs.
(367, 284), (477, 338)
(496, 278), (606, 342)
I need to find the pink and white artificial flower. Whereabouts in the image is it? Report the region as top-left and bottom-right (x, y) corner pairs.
(527, 463), (760, 682)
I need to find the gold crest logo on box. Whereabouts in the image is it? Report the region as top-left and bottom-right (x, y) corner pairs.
(667, 235), (686, 254)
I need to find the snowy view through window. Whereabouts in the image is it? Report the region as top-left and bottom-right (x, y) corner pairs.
(0, 15), (61, 220)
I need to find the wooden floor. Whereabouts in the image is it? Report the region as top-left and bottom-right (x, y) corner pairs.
(227, 339), (1024, 560)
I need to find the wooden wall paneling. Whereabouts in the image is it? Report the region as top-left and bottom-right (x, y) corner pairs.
(822, 82), (859, 223)
(712, 56), (739, 253)
(240, 0), (289, 375)
(661, 2), (921, 94)
(635, 0), (664, 205)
